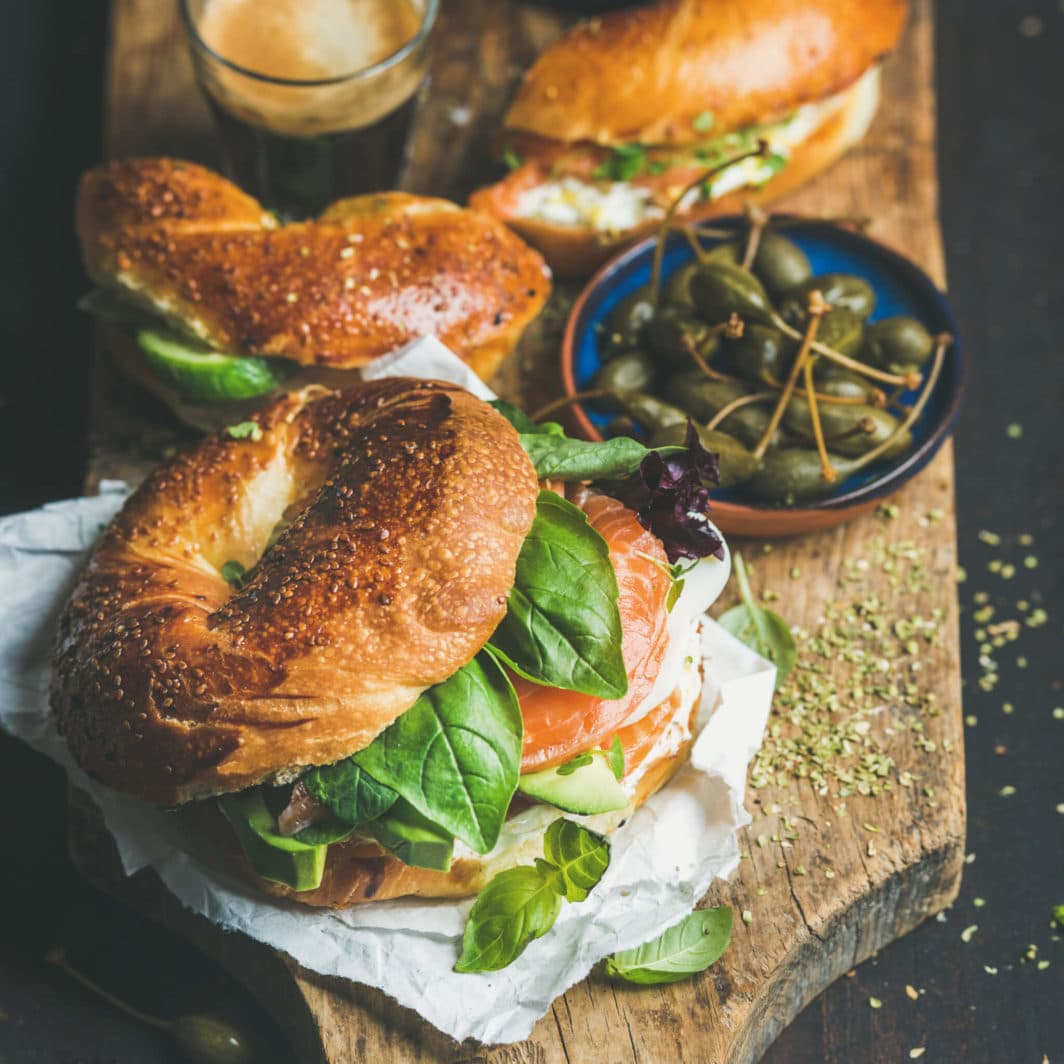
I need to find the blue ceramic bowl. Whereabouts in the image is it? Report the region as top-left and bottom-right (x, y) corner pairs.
(560, 218), (964, 537)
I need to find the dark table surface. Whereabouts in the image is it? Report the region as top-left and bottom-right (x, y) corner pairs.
(1, 2), (1062, 1061)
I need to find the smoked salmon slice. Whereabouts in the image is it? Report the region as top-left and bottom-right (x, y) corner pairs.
(516, 489), (672, 773)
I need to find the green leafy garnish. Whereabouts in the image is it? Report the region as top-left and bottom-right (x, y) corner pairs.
(665, 559), (697, 613)
(302, 761), (398, 827)
(692, 110), (715, 133)
(226, 420), (263, 442)
(757, 152), (788, 183)
(604, 906), (733, 985)
(717, 551), (797, 686)
(352, 653), (522, 853)
(593, 143), (648, 182)
(503, 148), (523, 171)
(607, 735), (625, 781)
(556, 752), (595, 776)
(220, 560), (247, 588)
(455, 866), (564, 973)
(489, 491), (627, 699)
(518, 433), (678, 481)
(455, 819), (610, 972)
(489, 398), (563, 437)
(542, 819), (610, 903)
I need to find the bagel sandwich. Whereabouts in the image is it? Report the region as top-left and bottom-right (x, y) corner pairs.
(75, 158), (551, 430)
(470, 0), (906, 277)
(51, 380), (730, 912)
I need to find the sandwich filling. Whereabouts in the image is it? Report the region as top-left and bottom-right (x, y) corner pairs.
(508, 68), (880, 233)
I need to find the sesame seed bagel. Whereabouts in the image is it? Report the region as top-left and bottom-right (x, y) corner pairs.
(51, 379), (539, 806)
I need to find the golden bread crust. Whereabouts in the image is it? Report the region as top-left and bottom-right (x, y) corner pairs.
(51, 380), (539, 805)
(76, 159), (550, 375)
(505, 0), (906, 147)
(472, 72), (879, 278)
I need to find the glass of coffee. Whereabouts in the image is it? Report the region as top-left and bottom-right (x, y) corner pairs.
(181, 0), (438, 215)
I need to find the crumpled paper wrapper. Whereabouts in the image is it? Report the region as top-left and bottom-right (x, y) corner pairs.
(0, 337), (775, 1045)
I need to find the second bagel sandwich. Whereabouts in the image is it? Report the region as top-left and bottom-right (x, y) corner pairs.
(52, 379), (730, 929)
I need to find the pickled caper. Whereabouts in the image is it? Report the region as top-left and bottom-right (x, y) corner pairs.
(661, 373), (779, 450)
(783, 398), (911, 458)
(811, 306), (865, 357)
(645, 307), (718, 369)
(811, 364), (876, 398)
(603, 286), (656, 354)
(744, 448), (856, 503)
(617, 392), (690, 432)
(593, 349), (656, 394)
(718, 323), (790, 382)
(860, 316), (935, 374)
(689, 261), (777, 327)
(648, 422), (759, 488)
(751, 230), (812, 297)
(663, 260), (702, 309)
(779, 273), (877, 324)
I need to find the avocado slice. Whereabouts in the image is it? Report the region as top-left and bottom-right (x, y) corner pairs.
(136, 327), (291, 402)
(365, 800), (454, 872)
(518, 754), (629, 815)
(218, 789), (328, 892)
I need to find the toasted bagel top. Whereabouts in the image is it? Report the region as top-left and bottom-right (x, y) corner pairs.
(51, 380), (539, 805)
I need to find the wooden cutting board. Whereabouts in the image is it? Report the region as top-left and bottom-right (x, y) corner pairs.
(72, 2), (964, 1061)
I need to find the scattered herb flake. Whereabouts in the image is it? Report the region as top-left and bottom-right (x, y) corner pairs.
(226, 420), (262, 442)
(692, 110), (715, 133)
(961, 924), (978, 943)
(868, 996), (883, 1009)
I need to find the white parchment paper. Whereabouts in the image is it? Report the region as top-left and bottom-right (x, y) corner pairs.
(0, 337), (775, 1045)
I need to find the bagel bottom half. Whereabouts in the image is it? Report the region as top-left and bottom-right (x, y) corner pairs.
(211, 667), (704, 909)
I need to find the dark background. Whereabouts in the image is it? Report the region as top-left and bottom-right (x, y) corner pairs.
(1, 2), (1061, 1061)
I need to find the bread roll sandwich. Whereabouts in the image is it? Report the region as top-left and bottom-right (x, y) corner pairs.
(470, 0), (907, 277)
(52, 379), (730, 918)
(76, 158), (550, 430)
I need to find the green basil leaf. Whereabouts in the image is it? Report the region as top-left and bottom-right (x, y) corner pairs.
(220, 560), (247, 589)
(518, 434), (679, 481)
(489, 399), (564, 437)
(543, 818), (610, 903)
(489, 490), (626, 699)
(604, 906), (733, 985)
(302, 761), (398, 827)
(717, 603), (797, 682)
(352, 653), (522, 854)
(454, 865), (563, 973)
(607, 735), (625, 781)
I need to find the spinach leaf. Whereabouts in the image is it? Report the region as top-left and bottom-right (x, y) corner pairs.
(717, 551), (796, 685)
(542, 819), (610, 903)
(606, 735), (625, 781)
(604, 906), (733, 985)
(488, 399), (563, 437)
(352, 653), (522, 854)
(489, 491), (626, 699)
(302, 761), (398, 827)
(454, 865), (564, 973)
(518, 433), (679, 481)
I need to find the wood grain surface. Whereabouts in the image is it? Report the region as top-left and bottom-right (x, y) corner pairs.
(74, 2), (965, 1061)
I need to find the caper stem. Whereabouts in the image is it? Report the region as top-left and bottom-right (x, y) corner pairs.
(677, 223), (713, 264)
(845, 334), (951, 472)
(651, 140), (770, 306)
(46, 948), (170, 1031)
(531, 389), (612, 422)
(801, 356), (837, 482)
(752, 291), (827, 460)
(732, 550), (757, 611)
(758, 370), (874, 406)
(705, 390), (775, 432)
(740, 203), (770, 270)
(688, 320), (742, 383)
(770, 314), (919, 389)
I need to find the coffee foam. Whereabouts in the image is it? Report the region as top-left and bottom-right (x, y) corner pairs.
(195, 0), (426, 136)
